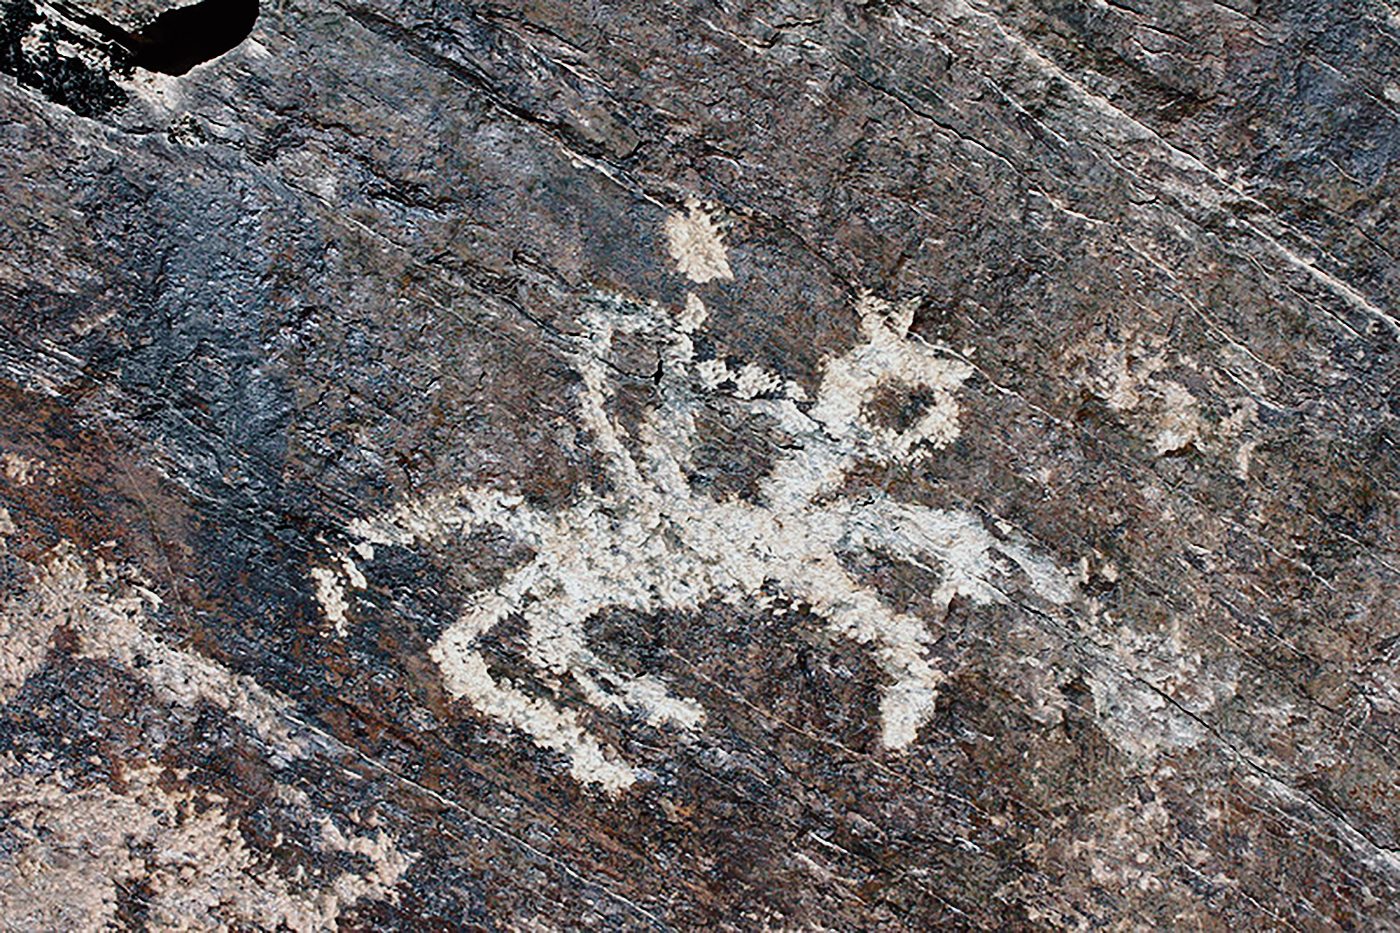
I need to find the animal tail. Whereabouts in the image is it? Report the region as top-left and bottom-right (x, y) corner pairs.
(47, 0), (139, 51)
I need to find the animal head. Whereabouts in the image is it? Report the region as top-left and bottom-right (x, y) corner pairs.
(810, 290), (975, 465)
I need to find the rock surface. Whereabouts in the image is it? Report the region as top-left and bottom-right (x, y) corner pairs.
(2, 0), (1400, 928)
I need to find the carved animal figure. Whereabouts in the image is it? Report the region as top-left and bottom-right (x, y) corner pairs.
(313, 286), (1077, 793)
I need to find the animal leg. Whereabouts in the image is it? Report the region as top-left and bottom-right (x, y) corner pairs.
(849, 497), (1075, 607)
(788, 554), (943, 749)
(430, 586), (639, 793)
(521, 594), (705, 732)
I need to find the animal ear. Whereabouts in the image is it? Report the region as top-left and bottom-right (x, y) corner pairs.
(855, 289), (891, 340)
(678, 292), (707, 334)
(890, 298), (917, 340)
(854, 290), (917, 341)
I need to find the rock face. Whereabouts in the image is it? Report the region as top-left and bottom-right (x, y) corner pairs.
(2, 0), (1399, 927)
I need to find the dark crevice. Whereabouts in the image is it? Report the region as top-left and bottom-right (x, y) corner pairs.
(51, 0), (259, 76)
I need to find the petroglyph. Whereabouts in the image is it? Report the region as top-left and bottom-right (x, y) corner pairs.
(1, 452), (47, 487)
(0, 761), (415, 932)
(0, 542), (310, 757)
(0, 547), (67, 704)
(664, 198), (733, 283)
(312, 211), (1080, 792)
(0, 541), (416, 930)
(1153, 381), (1204, 456)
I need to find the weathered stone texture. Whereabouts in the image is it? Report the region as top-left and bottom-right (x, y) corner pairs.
(2, 0), (1400, 928)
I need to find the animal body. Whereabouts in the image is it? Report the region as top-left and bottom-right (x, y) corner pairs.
(312, 287), (1078, 792)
